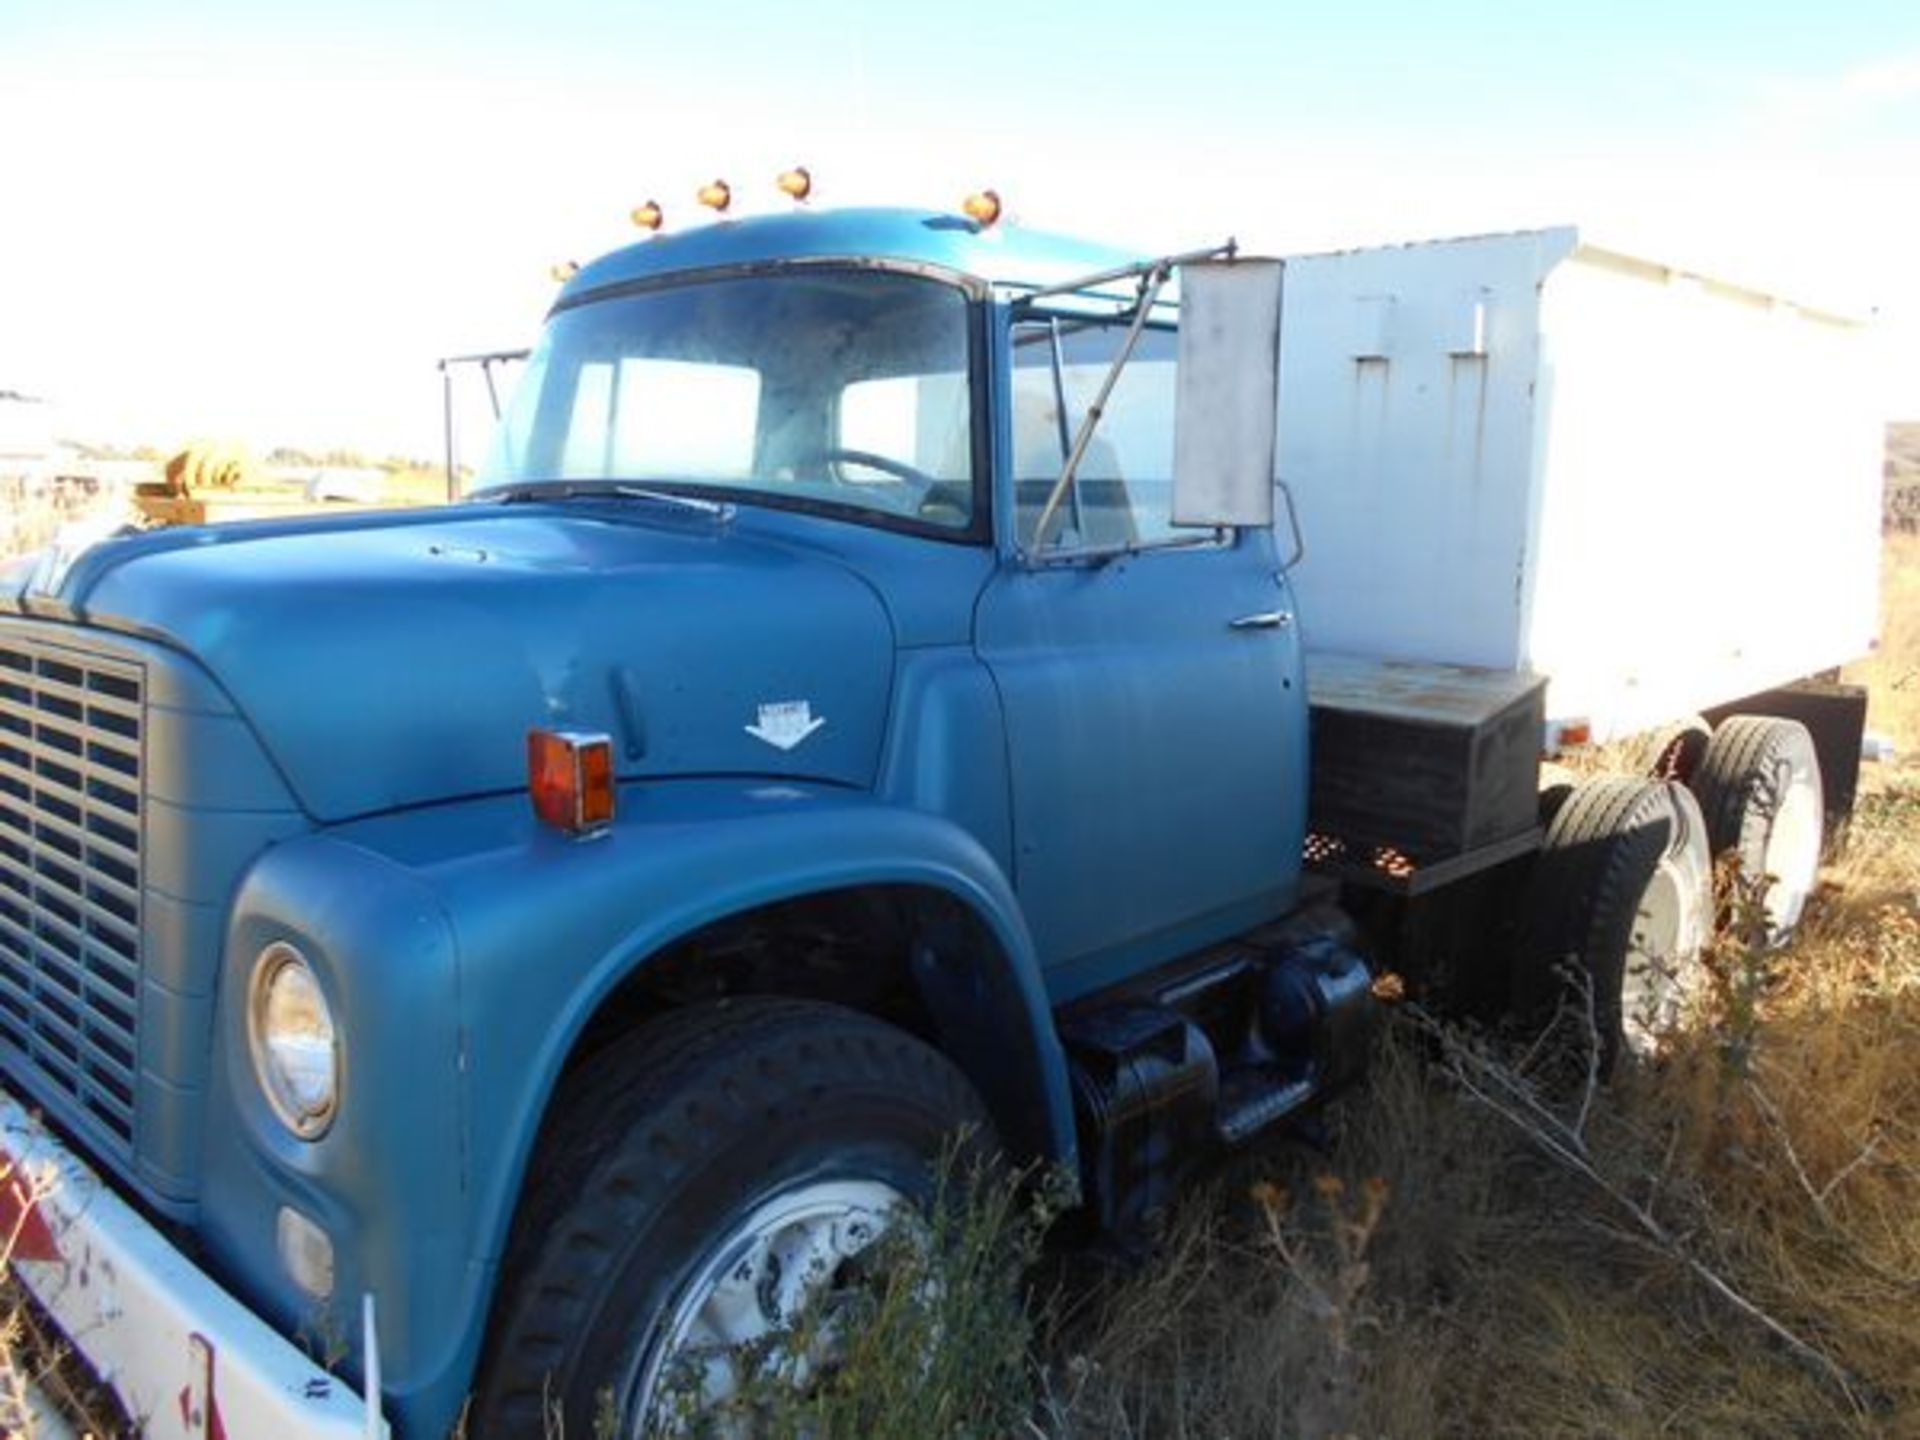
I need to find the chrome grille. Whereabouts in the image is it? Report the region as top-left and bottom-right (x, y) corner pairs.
(0, 638), (143, 1152)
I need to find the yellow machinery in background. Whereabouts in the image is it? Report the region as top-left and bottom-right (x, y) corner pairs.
(134, 440), (435, 525)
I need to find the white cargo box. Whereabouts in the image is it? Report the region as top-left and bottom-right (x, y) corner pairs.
(1275, 228), (1883, 742)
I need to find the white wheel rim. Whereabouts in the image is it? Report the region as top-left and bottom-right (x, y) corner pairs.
(1760, 762), (1822, 938)
(1621, 865), (1689, 1054)
(628, 1178), (909, 1436)
(1620, 792), (1713, 1059)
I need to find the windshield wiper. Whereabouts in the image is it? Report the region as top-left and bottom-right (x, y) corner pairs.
(604, 485), (733, 518)
(475, 480), (734, 522)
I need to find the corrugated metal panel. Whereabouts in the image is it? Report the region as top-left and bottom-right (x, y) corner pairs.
(0, 637), (144, 1158)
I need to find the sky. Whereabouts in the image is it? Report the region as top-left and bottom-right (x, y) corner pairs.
(2, 0), (1918, 459)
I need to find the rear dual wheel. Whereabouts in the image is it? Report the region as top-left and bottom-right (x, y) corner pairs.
(1690, 715), (1824, 941)
(1515, 777), (1714, 1072)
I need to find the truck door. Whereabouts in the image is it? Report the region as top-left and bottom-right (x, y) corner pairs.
(975, 319), (1306, 995)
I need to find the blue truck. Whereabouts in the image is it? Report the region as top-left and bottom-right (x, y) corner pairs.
(0, 200), (1871, 1437)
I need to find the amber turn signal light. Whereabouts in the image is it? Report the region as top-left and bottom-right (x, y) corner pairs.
(528, 729), (616, 835)
(776, 166), (812, 201)
(631, 200), (663, 232)
(961, 189), (1002, 227)
(697, 179), (732, 213)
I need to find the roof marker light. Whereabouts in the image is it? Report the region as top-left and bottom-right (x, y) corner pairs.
(528, 729), (616, 836)
(776, 166), (813, 202)
(549, 261), (580, 283)
(631, 199), (664, 232)
(697, 179), (732, 213)
(961, 189), (1002, 227)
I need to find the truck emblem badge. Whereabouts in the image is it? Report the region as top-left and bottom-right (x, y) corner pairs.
(746, 700), (825, 751)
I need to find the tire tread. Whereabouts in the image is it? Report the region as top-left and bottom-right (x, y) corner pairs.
(1691, 714), (1820, 858)
(1513, 777), (1691, 1066)
(469, 998), (986, 1435)
(1693, 715), (1786, 855)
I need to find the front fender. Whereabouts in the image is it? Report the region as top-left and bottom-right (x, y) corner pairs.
(202, 832), (469, 1435)
(316, 778), (1071, 1435)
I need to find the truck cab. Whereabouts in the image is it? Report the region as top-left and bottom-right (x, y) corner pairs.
(481, 210), (1311, 990)
(1, 205), (1374, 1437)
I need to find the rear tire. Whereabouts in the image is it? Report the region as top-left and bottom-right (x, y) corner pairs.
(1690, 716), (1824, 941)
(1537, 760), (1578, 827)
(1643, 716), (1711, 783)
(1514, 777), (1714, 1072)
(469, 997), (991, 1438)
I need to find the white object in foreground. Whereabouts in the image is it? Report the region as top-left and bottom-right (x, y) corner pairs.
(0, 1086), (384, 1439)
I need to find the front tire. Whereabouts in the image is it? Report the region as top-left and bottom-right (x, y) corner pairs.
(469, 997), (991, 1437)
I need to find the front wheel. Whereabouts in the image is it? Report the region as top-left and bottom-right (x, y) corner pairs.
(469, 997), (991, 1437)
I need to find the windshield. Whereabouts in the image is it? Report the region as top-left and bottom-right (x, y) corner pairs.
(478, 268), (978, 533)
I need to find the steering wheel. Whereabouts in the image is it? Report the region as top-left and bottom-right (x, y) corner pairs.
(794, 447), (940, 505)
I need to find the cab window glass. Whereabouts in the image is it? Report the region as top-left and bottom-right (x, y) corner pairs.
(1010, 319), (1177, 551)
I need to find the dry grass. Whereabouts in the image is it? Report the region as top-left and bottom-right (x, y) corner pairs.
(3, 522), (1915, 1440)
(1850, 531), (1920, 754)
(1042, 535), (1920, 1439)
(1039, 768), (1919, 1437)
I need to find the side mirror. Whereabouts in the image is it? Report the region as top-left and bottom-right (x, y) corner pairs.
(1172, 258), (1283, 531)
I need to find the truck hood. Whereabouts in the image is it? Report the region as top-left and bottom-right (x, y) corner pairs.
(54, 506), (897, 822)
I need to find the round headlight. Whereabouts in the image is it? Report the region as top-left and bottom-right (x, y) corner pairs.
(248, 942), (339, 1138)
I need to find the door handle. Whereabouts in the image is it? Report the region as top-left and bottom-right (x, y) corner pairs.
(1229, 610), (1292, 630)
